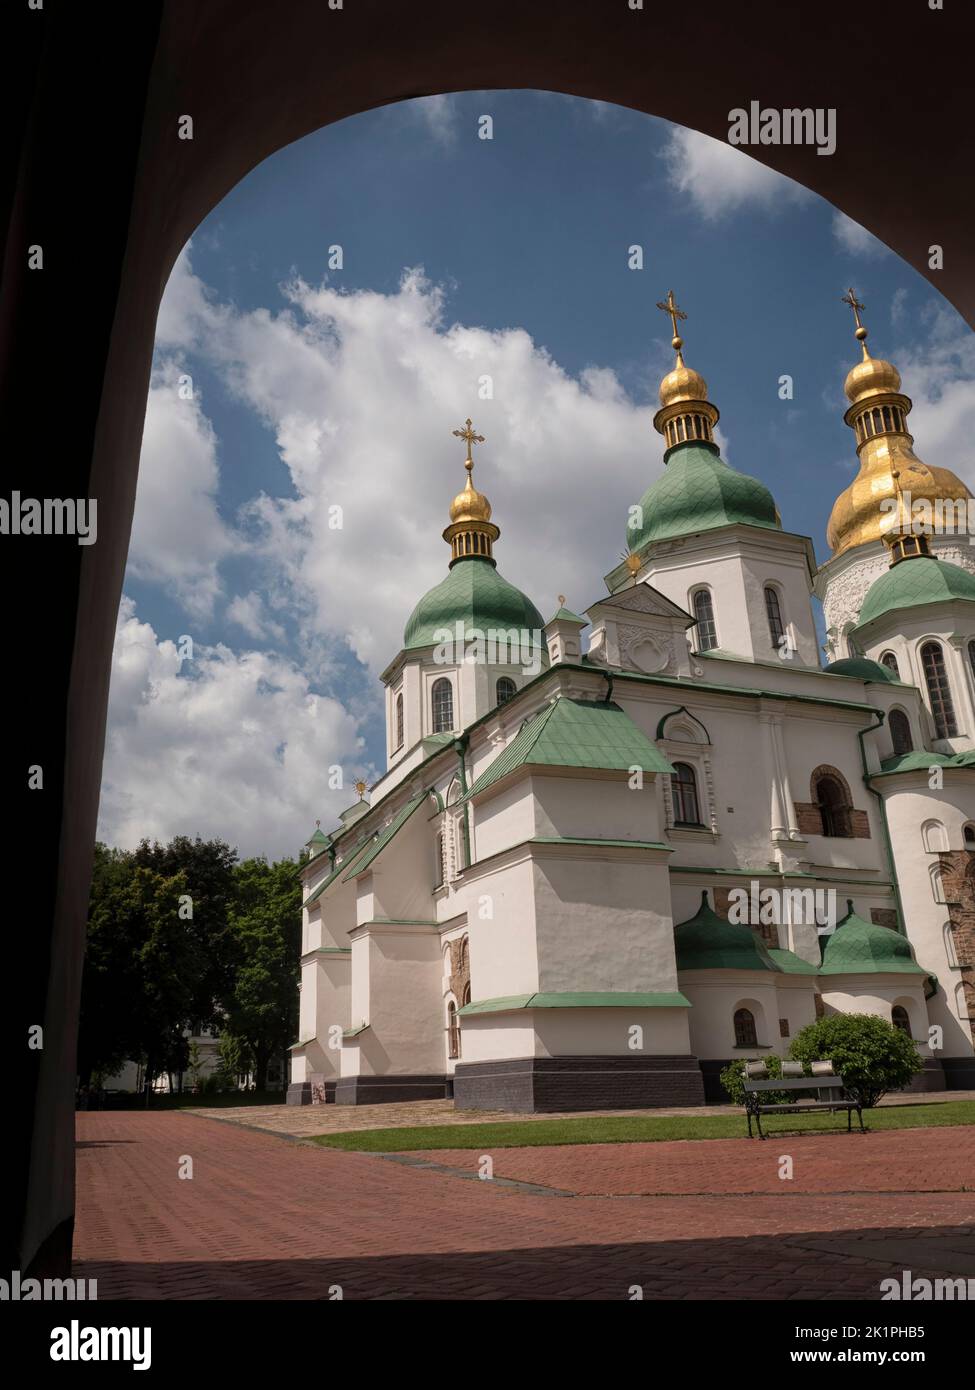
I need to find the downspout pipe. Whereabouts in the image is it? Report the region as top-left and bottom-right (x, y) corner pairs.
(453, 733), (472, 868)
(857, 708), (907, 937)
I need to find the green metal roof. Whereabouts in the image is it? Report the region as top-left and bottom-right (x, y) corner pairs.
(547, 604), (587, 625)
(819, 901), (924, 975)
(768, 947), (820, 975)
(858, 556), (975, 628)
(626, 441), (780, 550)
(675, 891), (781, 972)
(459, 990), (691, 1015)
(466, 696), (675, 798)
(341, 792), (427, 881)
(403, 555), (546, 650)
(303, 826), (331, 847)
(824, 657), (900, 683)
(876, 749), (975, 777)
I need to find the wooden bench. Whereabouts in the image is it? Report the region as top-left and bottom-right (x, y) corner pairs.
(742, 1060), (864, 1139)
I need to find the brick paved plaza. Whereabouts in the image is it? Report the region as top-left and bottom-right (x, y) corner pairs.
(73, 1110), (975, 1300)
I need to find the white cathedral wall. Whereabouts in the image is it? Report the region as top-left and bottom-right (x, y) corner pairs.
(458, 1015), (541, 1062)
(462, 857), (539, 1001)
(679, 977), (791, 1059)
(643, 529), (818, 667)
(882, 780), (975, 1055)
(857, 604), (975, 753)
(529, 772), (663, 843)
(533, 1008), (691, 1055)
(298, 954), (350, 1079)
(818, 536), (975, 663)
(820, 977), (932, 1054)
(471, 777), (538, 861)
(353, 817), (438, 924)
(345, 925), (444, 1076)
(532, 853), (679, 995)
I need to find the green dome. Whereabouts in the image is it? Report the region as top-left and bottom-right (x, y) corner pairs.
(858, 556), (975, 628)
(626, 441), (780, 550)
(674, 891), (780, 972)
(404, 556), (545, 651)
(819, 901), (924, 975)
(825, 657), (899, 683)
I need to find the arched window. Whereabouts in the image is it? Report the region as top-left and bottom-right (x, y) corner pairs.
(891, 1005), (911, 1036)
(461, 981), (471, 1007)
(965, 825), (975, 848)
(692, 589), (717, 651)
(968, 640), (975, 684)
(671, 762), (702, 825)
(880, 650), (900, 677)
(496, 676), (516, 706)
(921, 641), (958, 738)
(434, 833), (444, 888)
(888, 709), (913, 755)
(764, 586), (785, 648)
(431, 677), (454, 734)
(446, 1001), (461, 1059)
(395, 691), (404, 749)
(734, 1008), (758, 1048)
(815, 774), (851, 838)
(921, 819), (948, 853)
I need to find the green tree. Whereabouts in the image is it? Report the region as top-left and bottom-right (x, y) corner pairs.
(789, 1013), (924, 1106)
(132, 835), (239, 1031)
(80, 850), (204, 1095)
(221, 857), (301, 1090)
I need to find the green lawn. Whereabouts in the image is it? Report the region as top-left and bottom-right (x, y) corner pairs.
(310, 1100), (975, 1152)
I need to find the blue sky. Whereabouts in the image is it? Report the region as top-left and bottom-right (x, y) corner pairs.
(100, 91), (975, 858)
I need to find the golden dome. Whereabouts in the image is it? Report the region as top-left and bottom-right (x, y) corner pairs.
(449, 472), (492, 524)
(659, 356), (708, 408)
(844, 351), (902, 404)
(827, 436), (972, 555)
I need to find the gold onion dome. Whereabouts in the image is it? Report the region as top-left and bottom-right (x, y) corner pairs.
(827, 289), (972, 558)
(442, 418), (500, 564)
(449, 471), (492, 524)
(652, 290), (719, 449)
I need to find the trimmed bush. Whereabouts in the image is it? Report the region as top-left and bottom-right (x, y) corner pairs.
(789, 1013), (923, 1107)
(718, 1053), (787, 1106)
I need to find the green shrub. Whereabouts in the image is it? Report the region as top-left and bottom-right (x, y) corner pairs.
(789, 1013), (923, 1107)
(718, 1053), (788, 1106)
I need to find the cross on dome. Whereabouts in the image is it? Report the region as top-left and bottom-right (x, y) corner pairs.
(452, 418), (485, 473)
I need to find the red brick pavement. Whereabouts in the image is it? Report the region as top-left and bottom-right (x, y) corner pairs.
(73, 1113), (975, 1300)
(408, 1124), (975, 1196)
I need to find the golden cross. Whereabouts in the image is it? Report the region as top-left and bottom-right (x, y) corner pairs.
(656, 289), (687, 342)
(841, 287), (866, 332)
(452, 418), (485, 471)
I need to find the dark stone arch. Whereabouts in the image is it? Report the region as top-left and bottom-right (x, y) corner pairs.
(6, 0), (972, 1277)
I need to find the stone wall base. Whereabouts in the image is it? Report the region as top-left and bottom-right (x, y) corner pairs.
(943, 1055), (975, 1090)
(453, 1055), (706, 1112)
(333, 1074), (448, 1106)
(286, 1081), (311, 1106)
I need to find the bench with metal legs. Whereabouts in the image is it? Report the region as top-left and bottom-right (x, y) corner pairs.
(742, 1060), (865, 1139)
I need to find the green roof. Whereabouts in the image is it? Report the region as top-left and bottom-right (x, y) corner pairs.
(341, 793), (426, 881)
(824, 657), (900, 683)
(547, 604), (587, 625)
(303, 826), (331, 847)
(768, 947), (820, 975)
(466, 696), (675, 798)
(857, 556), (975, 628)
(403, 555), (546, 650)
(876, 749), (975, 777)
(819, 901), (924, 975)
(626, 441), (780, 550)
(675, 891), (781, 972)
(459, 991), (690, 1015)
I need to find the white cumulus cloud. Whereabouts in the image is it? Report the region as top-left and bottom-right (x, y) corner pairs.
(100, 597), (364, 858)
(662, 127), (808, 218)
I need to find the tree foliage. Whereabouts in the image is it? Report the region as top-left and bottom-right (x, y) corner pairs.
(789, 1013), (924, 1107)
(80, 838), (300, 1097)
